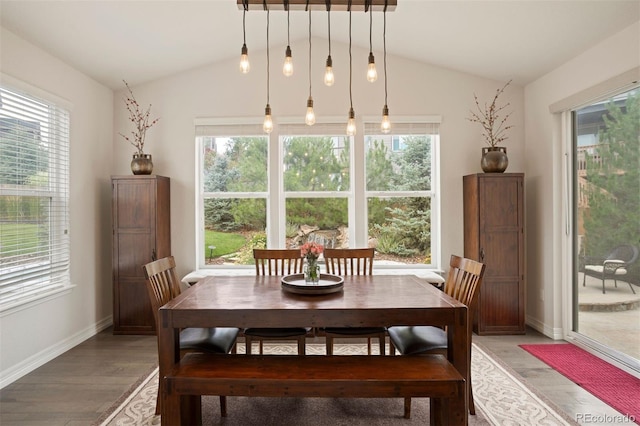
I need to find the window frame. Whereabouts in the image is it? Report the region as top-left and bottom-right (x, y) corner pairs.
(195, 116), (441, 271)
(0, 75), (72, 313)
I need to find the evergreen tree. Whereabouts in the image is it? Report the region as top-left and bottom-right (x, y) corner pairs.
(583, 92), (639, 281)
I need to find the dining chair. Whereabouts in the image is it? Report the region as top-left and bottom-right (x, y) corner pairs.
(143, 256), (240, 417)
(387, 254), (486, 418)
(322, 247), (386, 355)
(244, 249), (311, 355)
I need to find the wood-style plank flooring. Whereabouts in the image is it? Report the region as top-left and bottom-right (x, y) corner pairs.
(0, 327), (628, 425)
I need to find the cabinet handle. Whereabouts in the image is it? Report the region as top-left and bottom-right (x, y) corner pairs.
(480, 248), (485, 261)
(152, 248), (157, 261)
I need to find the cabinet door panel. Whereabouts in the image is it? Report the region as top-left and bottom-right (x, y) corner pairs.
(117, 279), (155, 330)
(115, 182), (154, 229)
(479, 280), (522, 328)
(116, 233), (154, 278)
(482, 231), (520, 278)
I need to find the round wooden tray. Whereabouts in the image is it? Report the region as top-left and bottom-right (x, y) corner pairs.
(281, 273), (344, 295)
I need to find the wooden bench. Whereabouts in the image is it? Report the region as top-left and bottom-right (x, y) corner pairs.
(162, 353), (465, 425)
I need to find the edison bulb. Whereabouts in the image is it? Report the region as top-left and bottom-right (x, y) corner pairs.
(305, 97), (316, 126)
(239, 44), (250, 74)
(381, 105), (391, 134)
(367, 53), (377, 82)
(324, 56), (334, 86)
(346, 108), (356, 136)
(263, 105), (273, 134)
(283, 46), (293, 77)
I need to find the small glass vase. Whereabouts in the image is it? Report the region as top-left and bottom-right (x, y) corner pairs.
(304, 258), (320, 285)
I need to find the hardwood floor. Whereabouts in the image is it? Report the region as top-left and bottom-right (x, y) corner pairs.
(0, 327), (628, 425)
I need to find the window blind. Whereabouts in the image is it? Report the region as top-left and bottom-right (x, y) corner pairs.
(0, 85), (70, 308)
(364, 120), (440, 135)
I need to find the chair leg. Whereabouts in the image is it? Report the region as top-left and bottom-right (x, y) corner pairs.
(367, 337), (372, 355)
(602, 278), (606, 294)
(245, 336), (253, 355)
(469, 378), (476, 415)
(259, 339), (264, 354)
(326, 335), (333, 355)
(155, 386), (161, 415)
(298, 336), (306, 355)
(403, 397), (411, 419)
(379, 335), (386, 356)
(628, 281), (637, 294)
(219, 396), (227, 417)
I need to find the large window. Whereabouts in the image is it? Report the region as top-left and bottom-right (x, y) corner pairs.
(196, 119), (439, 269)
(0, 82), (70, 309)
(365, 122), (438, 266)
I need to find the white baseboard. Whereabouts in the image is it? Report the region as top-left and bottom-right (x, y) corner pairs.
(526, 315), (564, 340)
(0, 316), (113, 389)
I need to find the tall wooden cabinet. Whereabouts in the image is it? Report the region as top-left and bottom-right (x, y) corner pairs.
(463, 173), (525, 335)
(112, 175), (171, 335)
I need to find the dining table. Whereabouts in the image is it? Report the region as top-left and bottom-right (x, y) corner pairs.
(157, 274), (469, 425)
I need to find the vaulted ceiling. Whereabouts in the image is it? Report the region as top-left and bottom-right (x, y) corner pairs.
(1, 0), (638, 90)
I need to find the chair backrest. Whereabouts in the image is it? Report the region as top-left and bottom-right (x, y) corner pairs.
(607, 244), (639, 265)
(324, 248), (375, 276)
(253, 249), (303, 276)
(442, 255), (486, 310)
(142, 256), (182, 328)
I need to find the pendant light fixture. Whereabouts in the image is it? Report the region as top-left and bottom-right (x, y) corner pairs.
(380, 1), (391, 133)
(239, 0), (250, 74)
(263, 5), (273, 133)
(305, 9), (316, 126)
(282, 1), (293, 77)
(346, 6), (356, 136)
(366, 2), (377, 83)
(323, 3), (334, 86)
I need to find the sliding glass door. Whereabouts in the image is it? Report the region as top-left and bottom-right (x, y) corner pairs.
(572, 88), (639, 366)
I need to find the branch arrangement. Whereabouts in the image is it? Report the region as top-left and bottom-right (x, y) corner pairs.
(468, 80), (513, 147)
(118, 80), (160, 154)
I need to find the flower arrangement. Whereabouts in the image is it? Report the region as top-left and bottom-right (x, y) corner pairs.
(118, 80), (160, 155)
(467, 80), (513, 147)
(301, 242), (323, 284)
(301, 242), (324, 261)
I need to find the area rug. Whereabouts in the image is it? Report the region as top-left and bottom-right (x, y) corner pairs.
(520, 343), (640, 422)
(96, 343), (577, 426)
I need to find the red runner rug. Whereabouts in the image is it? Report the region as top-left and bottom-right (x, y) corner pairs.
(520, 343), (640, 422)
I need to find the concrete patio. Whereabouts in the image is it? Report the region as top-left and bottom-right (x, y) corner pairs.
(578, 273), (640, 360)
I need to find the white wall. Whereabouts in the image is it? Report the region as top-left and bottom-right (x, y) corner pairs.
(112, 38), (525, 280)
(523, 22), (640, 338)
(0, 28), (114, 386)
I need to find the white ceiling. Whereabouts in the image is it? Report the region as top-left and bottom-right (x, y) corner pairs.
(1, 0), (638, 90)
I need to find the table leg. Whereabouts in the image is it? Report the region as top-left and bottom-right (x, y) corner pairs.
(445, 305), (469, 425)
(159, 312), (180, 423)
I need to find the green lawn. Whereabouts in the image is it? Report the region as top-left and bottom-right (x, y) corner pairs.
(0, 223), (41, 256)
(204, 230), (246, 258)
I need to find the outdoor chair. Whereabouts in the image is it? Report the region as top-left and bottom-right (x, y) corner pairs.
(143, 256), (239, 416)
(582, 244), (638, 294)
(388, 254), (486, 418)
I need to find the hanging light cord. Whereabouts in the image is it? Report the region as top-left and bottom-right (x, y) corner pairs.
(349, 8), (353, 109)
(242, 0), (248, 45)
(287, 4), (290, 47)
(308, 10), (312, 97)
(369, 2), (373, 55)
(266, 8), (270, 104)
(327, 3), (331, 57)
(383, 6), (388, 106)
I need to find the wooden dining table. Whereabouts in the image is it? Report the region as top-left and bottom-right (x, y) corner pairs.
(157, 274), (469, 425)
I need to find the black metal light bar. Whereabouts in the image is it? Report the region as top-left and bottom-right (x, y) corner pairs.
(237, 0), (396, 12)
